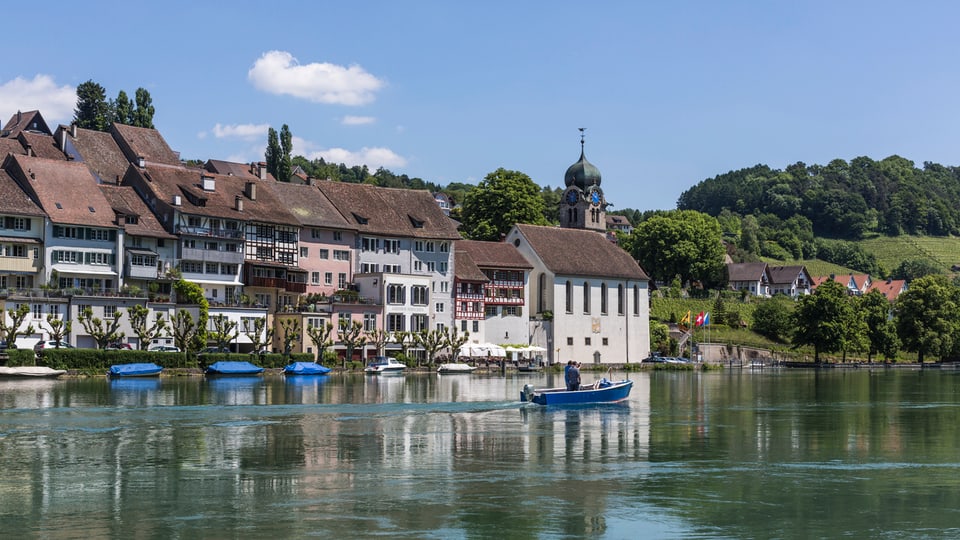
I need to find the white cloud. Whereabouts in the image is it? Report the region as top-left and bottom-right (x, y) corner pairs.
(303, 145), (407, 170)
(211, 123), (270, 140)
(0, 75), (76, 124)
(248, 50), (384, 106)
(341, 115), (376, 126)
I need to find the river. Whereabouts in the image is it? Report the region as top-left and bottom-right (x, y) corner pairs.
(2, 368), (960, 538)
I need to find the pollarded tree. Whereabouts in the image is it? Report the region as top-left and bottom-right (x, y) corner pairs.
(392, 330), (413, 358)
(460, 168), (549, 241)
(894, 274), (960, 363)
(128, 304), (168, 350)
(44, 314), (71, 347)
(74, 80), (110, 131)
(367, 328), (390, 357)
(0, 304), (35, 348)
(444, 327), (469, 362)
(626, 210), (726, 288)
(244, 317), (274, 354)
(170, 310), (198, 358)
(278, 318), (302, 357)
(339, 320), (366, 368)
(415, 329), (446, 367)
(306, 320), (334, 364)
(208, 314), (239, 351)
(77, 307), (124, 349)
(791, 280), (859, 363)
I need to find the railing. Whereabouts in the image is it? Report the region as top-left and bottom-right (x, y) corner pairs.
(484, 296), (524, 305)
(0, 257), (40, 273)
(0, 287), (148, 299)
(180, 247), (244, 264)
(176, 225), (244, 239)
(126, 264), (159, 279)
(455, 310), (484, 320)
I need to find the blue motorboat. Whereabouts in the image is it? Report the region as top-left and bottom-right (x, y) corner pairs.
(520, 378), (633, 405)
(283, 361), (331, 375)
(205, 361), (264, 376)
(108, 362), (163, 378)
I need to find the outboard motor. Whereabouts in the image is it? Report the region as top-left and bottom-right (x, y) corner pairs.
(521, 384), (535, 402)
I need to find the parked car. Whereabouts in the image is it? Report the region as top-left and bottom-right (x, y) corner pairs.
(105, 342), (133, 350)
(34, 340), (74, 353)
(199, 346), (231, 354)
(148, 345), (181, 352)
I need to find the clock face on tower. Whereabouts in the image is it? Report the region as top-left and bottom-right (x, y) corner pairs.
(566, 190), (579, 205)
(591, 191), (600, 205)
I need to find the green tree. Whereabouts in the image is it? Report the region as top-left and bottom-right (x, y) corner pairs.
(751, 296), (794, 342)
(278, 124), (293, 183)
(392, 330), (413, 358)
(0, 304), (35, 348)
(77, 307), (124, 349)
(460, 168), (549, 240)
(367, 328), (391, 357)
(894, 274), (960, 363)
(859, 290), (900, 363)
(305, 321), (335, 364)
(111, 90), (134, 126)
(133, 88), (155, 128)
(74, 80), (110, 131)
(891, 258), (942, 281)
(791, 280), (858, 363)
(265, 127), (281, 180)
(170, 310), (199, 357)
(626, 210), (725, 288)
(127, 304), (167, 350)
(444, 327), (470, 362)
(173, 278), (208, 350)
(649, 320), (671, 356)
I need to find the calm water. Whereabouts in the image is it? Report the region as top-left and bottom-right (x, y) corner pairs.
(3, 368), (960, 539)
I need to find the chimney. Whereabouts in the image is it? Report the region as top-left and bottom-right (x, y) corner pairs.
(137, 156), (145, 168)
(59, 129), (66, 151)
(305, 177), (313, 186)
(245, 181), (257, 200)
(71, 123), (77, 138)
(235, 196), (243, 212)
(201, 173), (215, 192)
(172, 195), (181, 206)
(258, 162), (267, 180)
(25, 144), (33, 157)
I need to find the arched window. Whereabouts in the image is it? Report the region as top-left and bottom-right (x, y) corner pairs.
(618, 284), (625, 315)
(583, 282), (590, 314)
(633, 285), (639, 315)
(565, 280), (573, 313)
(600, 283), (608, 314)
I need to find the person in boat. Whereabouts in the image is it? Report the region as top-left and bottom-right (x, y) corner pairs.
(568, 361), (581, 391)
(564, 360), (574, 390)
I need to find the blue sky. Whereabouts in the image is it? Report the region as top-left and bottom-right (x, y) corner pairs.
(2, 1), (958, 212)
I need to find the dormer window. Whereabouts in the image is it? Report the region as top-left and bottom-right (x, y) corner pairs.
(352, 213), (369, 225)
(409, 215), (425, 228)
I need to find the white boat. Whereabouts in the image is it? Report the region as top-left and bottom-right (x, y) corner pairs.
(437, 363), (476, 374)
(364, 356), (407, 374)
(0, 366), (67, 378)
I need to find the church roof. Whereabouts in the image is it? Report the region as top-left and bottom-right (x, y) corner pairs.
(513, 224), (648, 280)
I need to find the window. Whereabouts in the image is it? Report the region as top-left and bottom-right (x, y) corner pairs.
(472, 321), (479, 333)
(411, 285), (428, 305)
(333, 250), (350, 261)
(307, 317), (323, 329)
(414, 241), (424, 252)
(435, 302), (444, 313)
(77, 304), (90, 316)
(387, 313), (405, 332)
(438, 262), (448, 273)
(333, 231), (342, 241)
(4, 245), (25, 258)
(602, 337), (609, 346)
(338, 312), (351, 330)
(485, 305), (498, 316)
(426, 241), (435, 252)
(633, 285), (639, 316)
(601, 283), (608, 314)
(440, 281), (448, 293)
(32, 304), (41, 318)
(384, 239), (400, 254)
(311, 228), (322, 239)
(461, 320), (467, 332)
(618, 284), (625, 315)
(86, 252), (111, 265)
(311, 272), (320, 285)
(413, 260), (422, 271)
(363, 313), (376, 332)
(583, 282), (591, 314)
(338, 273), (347, 289)
(324, 272), (333, 286)
(439, 242), (449, 252)
(567, 337), (573, 345)
(361, 237), (379, 252)
(319, 249), (329, 259)
(387, 284), (406, 304)
(206, 263), (218, 274)
(411, 314), (428, 332)
(585, 337), (591, 346)
(105, 305), (117, 319)
(504, 306), (521, 316)
(221, 264), (238, 275)
(300, 247), (308, 258)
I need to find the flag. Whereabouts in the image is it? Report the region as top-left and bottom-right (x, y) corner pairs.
(680, 311), (691, 326)
(695, 311), (705, 327)
(702, 312), (710, 326)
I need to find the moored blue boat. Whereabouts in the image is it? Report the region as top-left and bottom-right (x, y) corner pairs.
(205, 361), (264, 376)
(108, 362), (163, 378)
(283, 361), (331, 375)
(520, 378), (633, 405)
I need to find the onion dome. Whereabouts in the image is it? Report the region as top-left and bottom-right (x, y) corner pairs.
(563, 131), (601, 189)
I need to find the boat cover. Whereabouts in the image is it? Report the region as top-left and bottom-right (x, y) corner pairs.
(205, 361), (264, 375)
(283, 362), (331, 375)
(109, 363), (163, 377)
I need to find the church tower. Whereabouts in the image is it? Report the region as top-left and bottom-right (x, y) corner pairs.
(559, 128), (606, 232)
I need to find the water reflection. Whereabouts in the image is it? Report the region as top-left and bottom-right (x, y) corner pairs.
(4, 370), (960, 537)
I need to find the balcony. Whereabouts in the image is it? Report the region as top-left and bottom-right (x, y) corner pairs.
(485, 296), (524, 305)
(0, 256), (40, 273)
(181, 247), (244, 265)
(126, 263), (158, 280)
(176, 225), (243, 239)
(245, 276), (307, 293)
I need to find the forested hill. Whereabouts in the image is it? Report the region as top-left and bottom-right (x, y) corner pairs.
(676, 156), (960, 239)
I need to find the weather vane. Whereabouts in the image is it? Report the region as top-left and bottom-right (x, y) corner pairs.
(578, 127), (586, 150)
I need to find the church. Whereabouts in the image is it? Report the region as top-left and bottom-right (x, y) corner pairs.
(505, 131), (650, 365)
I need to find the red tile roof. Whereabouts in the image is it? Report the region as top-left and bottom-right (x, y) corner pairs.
(514, 224), (649, 280)
(111, 123), (181, 165)
(456, 239), (532, 270)
(3, 154), (117, 228)
(99, 184), (176, 239)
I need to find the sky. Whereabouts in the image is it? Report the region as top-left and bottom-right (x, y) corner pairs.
(2, 1), (959, 213)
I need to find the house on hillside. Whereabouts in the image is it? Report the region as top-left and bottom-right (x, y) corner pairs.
(726, 262), (771, 297)
(768, 265), (813, 297)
